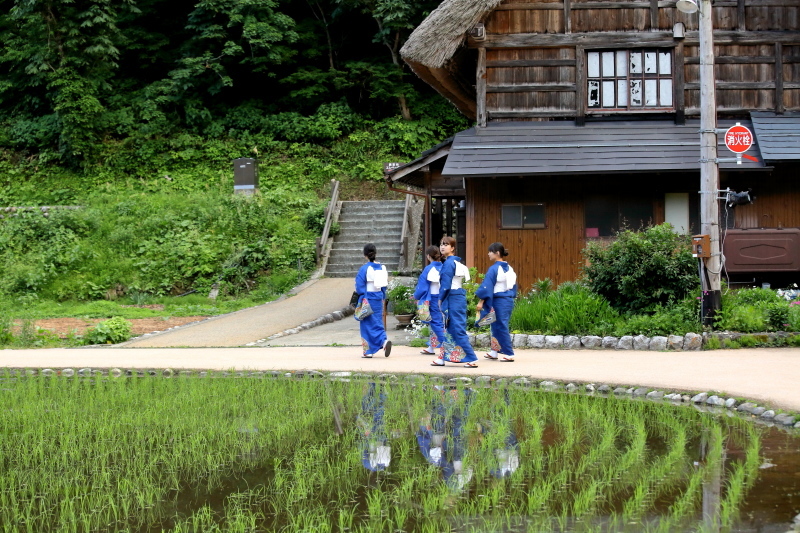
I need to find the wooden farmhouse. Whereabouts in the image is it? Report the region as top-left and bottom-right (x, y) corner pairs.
(385, 0), (800, 291)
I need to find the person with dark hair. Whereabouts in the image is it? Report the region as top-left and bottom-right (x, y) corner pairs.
(414, 245), (444, 355)
(354, 243), (391, 358)
(476, 242), (518, 362)
(432, 236), (479, 368)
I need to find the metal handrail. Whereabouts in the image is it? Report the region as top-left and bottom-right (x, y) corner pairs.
(316, 179), (340, 265)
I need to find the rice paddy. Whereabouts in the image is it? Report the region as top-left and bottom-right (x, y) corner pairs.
(0, 371), (796, 532)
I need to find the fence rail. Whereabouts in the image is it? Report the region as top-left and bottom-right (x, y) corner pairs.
(316, 180), (340, 265)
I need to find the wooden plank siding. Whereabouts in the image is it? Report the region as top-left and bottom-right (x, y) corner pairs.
(475, 0), (800, 121)
(725, 166), (800, 230)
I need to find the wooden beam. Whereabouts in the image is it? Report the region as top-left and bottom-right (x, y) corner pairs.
(738, 0), (746, 31)
(487, 59), (577, 67)
(675, 40), (685, 125)
(685, 81), (777, 89)
(576, 45), (586, 126)
(650, 0), (659, 30)
(684, 56), (777, 64)
(487, 83), (577, 92)
(493, 0), (798, 7)
(490, 110), (578, 118)
(564, 0), (571, 33)
(477, 48), (487, 128)
(470, 31), (800, 48)
(776, 42), (785, 114)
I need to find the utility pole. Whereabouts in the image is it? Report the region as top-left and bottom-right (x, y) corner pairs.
(679, 0), (722, 322)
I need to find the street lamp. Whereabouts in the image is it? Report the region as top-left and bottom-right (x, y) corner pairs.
(677, 0), (721, 323)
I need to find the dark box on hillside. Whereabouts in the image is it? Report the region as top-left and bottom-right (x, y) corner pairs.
(233, 158), (258, 195)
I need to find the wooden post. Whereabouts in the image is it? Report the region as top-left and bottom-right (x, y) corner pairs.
(425, 171), (432, 249)
(675, 41), (685, 125)
(575, 46), (586, 126)
(698, 0), (722, 319)
(776, 43), (784, 114)
(477, 48), (487, 128)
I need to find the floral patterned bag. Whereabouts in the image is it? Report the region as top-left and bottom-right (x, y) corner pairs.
(417, 300), (431, 322)
(354, 298), (373, 321)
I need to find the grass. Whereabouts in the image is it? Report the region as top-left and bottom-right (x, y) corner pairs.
(0, 374), (770, 532)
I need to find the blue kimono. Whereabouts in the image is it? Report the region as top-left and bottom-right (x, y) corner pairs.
(414, 261), (444, 353)
(354, 262), (388, 356)
(437, 256), (477, 363)
(475, 262), (517, 356)
(359, 382), (390, 472)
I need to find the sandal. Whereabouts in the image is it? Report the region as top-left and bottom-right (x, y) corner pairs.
(499, 356), (515, 362)
(484, 353), (498, 360)
(384, 341), (392, 357)
(430, 359), (445, 367)
(420, 349), (436, 355)
(463, 362), (478, 368)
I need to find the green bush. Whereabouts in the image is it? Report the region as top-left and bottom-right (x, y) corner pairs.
(83, 317), (133, 345)
(510, 282), (619, 336)
(615, 297), (701, 336)
(704, 336), (722, 350)
(714, 288), (789, 332)
(582, 224), (698, 313)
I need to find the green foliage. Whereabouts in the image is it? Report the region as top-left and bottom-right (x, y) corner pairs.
(387, 283), (414, 314)
(715, 288), (787, 333)
(0, 314), (13, 345)
(704, 336), (722, 350)
(787, 334), (800, 347)
(582, 224), (699, 313)
(509, 281), (620, 336)
(83, 316), (132, 345)
(409, 337), (427, 347)
(737, 335), (758, 348)
(614, 297), (701, 337)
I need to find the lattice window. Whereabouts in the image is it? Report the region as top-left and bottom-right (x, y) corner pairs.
(501, 204), (546, 229)
(587, 50), (673, 111)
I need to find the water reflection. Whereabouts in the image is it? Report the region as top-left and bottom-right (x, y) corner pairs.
(357, 382), (391, 471)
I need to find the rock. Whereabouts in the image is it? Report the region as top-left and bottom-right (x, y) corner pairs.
(585, 384), (596, 393)
(512, 377), (532, 387)
(405, 374), (426, 383)
(691, 392), (708, 403)
(41, 369), (56, 377)
(646, 390), (664, 400)
(613, 387), (627, 395)
(468, 333), (476, 346)
(618, 336), (634, 350)
(475, 334), (490, 348)
(626, 387), (635, 395)
(597, 384), (611, 393)
(667, 335), (684, 350)
(737, 402), (758, 413)
(633, 387), (649, 397)
(633, 335), (650, 350)
(474, 376), (494, 387)
(78, 368), (92, 377)
(162, 368), (174, 378)
(681, 395), (691, 402)
(684, 333), (703, 351)
(774, 413), (796, 426)
(795, 421), (800, 429)
(375, 374), (397, 382)
(329, 371), (353, 378)
(601, 336), (618, 349)
(539, 380), (559, 390)
(706, 395), (725, 407)
(581, 336), (602, 349)
(650, 336), (668, 351)
(528, 335), (546, 349)
(565, 383), (579, 392)
(725, 398), (738, 409)
(448, 377), (473, 385)
(564, 336), (581, 349)
(179, 370), (193, 377)
(331, 311), (344, 320)
(513, 334), (528, 349)
(751, 407), (766, 416)
(544, 335), (564, 349)
(61, 368), (75, 377)
(760, 409), (775, 420)
(664, 393), (679, 401)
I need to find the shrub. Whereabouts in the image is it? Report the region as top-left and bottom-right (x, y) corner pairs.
(582, 224), (698, 313)
(614, 297), (701, 337)
(704, 336), (722, 350)
(83, 317), (133, 345)
(510, 282), (619, 335)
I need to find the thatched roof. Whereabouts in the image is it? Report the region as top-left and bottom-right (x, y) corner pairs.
(401, 0), (503, 68)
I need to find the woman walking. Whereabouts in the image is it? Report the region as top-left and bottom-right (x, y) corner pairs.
(414, 245), (444, 355)
(432, 236), (479, 368)
(476, 242), (518, 362)
(354, 243), (392, 358)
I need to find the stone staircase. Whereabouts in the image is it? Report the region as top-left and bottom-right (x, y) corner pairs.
(325, 200), (405, 278)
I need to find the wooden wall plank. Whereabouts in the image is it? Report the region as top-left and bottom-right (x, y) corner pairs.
(477, 48), (487, 128)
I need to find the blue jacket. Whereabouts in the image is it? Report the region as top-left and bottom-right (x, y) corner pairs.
(414, 262), (442, 302)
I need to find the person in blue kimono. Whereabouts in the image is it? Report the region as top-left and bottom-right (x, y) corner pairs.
(475, 242), (518, 362)
(358, 382), (391, 472)
(416, 386), (475, 491)
(431, 236), (479, 368)
(414, 245), (444, 355)
(354, 243), (392, 358)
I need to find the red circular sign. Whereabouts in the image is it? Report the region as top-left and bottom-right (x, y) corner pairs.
(724, 124), (753, 153)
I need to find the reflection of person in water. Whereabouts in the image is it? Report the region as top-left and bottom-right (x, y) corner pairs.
(358, 382), (391, 472)
(483, 389), (520, 479)
(416, 386), (475, 491)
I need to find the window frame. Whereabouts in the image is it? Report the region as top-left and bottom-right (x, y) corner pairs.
(585, 47), (675, 114)
(501, 203), (547, 230)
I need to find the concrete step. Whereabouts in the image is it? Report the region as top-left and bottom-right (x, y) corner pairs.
(337, 214), (405, 225)
(329, 245), (402, 256)
(341, 200), (404, 209)
(338, 220), (404, 230)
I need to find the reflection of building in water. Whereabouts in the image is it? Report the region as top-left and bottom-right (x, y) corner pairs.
(416, 386), (475, 491)
(358, 382), (391, 472)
